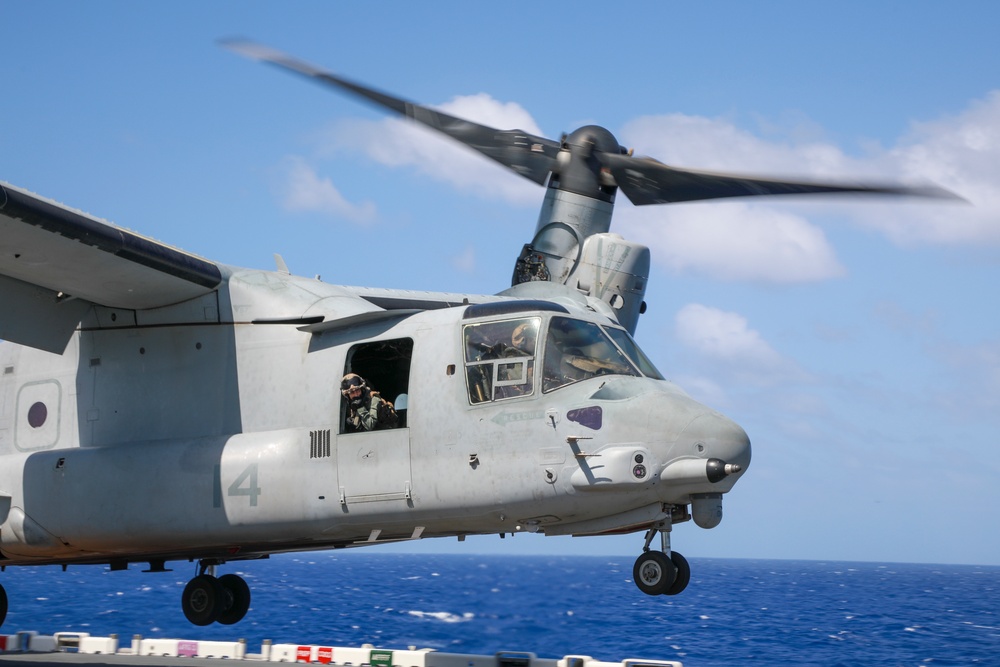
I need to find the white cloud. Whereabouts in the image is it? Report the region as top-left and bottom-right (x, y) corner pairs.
(624, 202), (846, 283)
(674, 303), (805, 386)
(620, 112), (855, 177)
(278, 157), (377, 224)
(676, 303), (782, 364)
(861, 90), (1000, 246)
(613, 112), (857, 283)
(618, 92), (1000, 262)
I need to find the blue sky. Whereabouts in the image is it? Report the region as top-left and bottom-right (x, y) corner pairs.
(3, 2), (998, 566)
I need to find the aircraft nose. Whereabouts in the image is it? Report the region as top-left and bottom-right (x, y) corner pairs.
(677, 411), (752, 472)
(659, 410), (751, 529)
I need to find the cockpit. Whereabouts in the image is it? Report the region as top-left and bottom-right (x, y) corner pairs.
(462, 309), (663, 405)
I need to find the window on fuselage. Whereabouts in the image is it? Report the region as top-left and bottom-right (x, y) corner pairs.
(463, 317), (539, 404)
(542, 316), (641, 393)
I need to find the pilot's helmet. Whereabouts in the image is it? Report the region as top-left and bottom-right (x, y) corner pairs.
(511, 321), (536, 351)
(341, 373), (368, 404)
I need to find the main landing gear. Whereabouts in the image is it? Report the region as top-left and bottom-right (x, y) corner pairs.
(0, 565), (250, 630)
(181, 562), (251, 626)
(632, 522), (690, 596)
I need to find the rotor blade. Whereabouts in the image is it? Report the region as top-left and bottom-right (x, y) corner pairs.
(599, 152), (962, 206)
(221, 39), (561, 185)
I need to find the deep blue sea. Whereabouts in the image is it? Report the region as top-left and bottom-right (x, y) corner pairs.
(0, 554), (997, 667)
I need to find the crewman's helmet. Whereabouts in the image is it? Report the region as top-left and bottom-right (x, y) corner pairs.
(341, 373), (368, 406)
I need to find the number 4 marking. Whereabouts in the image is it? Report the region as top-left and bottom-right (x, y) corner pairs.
(214, 463), (261, 508)
(229, 463), (261, 507)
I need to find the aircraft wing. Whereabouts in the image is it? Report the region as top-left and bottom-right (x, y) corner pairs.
(345, 287), (507, 312)
(0, 182), (223, 353)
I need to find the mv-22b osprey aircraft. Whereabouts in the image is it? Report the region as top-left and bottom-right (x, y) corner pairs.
(0, 41), (955, 627)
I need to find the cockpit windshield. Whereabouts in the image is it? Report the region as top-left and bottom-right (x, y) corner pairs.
(542, 316), (641, 392)
(604, 326), (664, 380)
(462, 314), (664, 404)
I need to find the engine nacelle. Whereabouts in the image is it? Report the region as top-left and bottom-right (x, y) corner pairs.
(513, 232), (650, 335)
(569, 232), (649, 335)
(512, 187), (650, 334)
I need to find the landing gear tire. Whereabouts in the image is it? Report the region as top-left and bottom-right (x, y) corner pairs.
(663, 551), (690, 596)
(0, 583), (7, 628)
(633, 550), (677, 596)
(216, 574), (251, 625)
(182, 574), (224, 626)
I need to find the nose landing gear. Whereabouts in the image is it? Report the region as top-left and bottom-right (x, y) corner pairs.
(181, 562), (251, 626)
(632, 521), (690, 596)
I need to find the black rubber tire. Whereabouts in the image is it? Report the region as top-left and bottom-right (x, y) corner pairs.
(663, 551), (691, 596)
(0, 583), (7, 629)
(632, 551), (677, 596)
(216, 574), (252, 625)
(182, 574), (223, 626)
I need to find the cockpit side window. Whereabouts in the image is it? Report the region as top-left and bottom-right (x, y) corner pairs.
(543, 317), (640, 393)
(463, 317), (539, 404)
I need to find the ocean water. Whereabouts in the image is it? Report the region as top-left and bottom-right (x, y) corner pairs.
(0, 554), (997, 667)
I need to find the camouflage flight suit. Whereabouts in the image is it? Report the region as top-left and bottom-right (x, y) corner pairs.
(346, 391), (399, 432)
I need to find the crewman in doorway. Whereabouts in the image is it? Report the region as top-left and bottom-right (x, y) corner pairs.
(340, 373), (399, 432)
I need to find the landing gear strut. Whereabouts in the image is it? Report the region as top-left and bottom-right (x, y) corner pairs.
(181, 562), (251, 626)
(632, 520), (690, 596)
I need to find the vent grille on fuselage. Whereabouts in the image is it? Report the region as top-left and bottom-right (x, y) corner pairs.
(309, 429), (331, 458)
